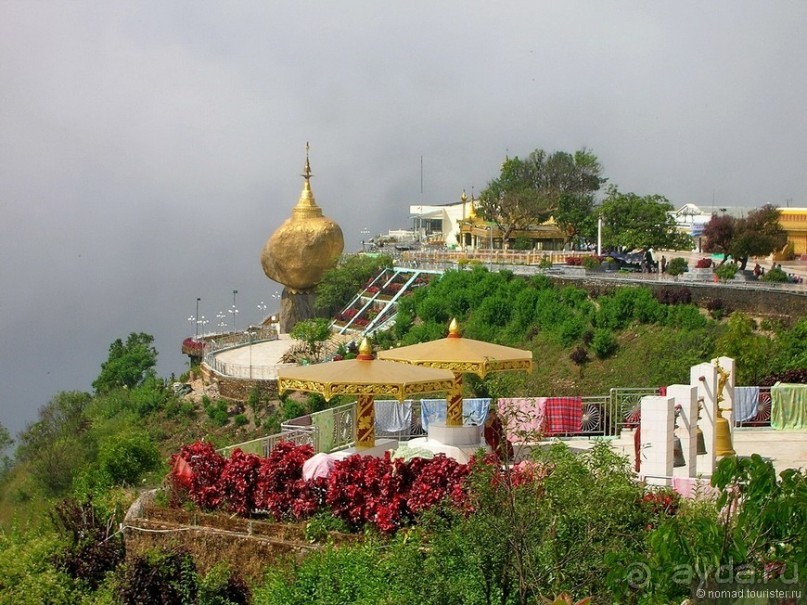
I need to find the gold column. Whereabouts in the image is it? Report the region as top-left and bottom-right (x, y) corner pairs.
(447, 373), (463, 426)
(355, 394), (375, 449)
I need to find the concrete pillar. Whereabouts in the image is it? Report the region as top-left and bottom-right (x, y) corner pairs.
(640, 395), (675, 485)
(667, 384), (698, 477)
(691, 362), (718, 476)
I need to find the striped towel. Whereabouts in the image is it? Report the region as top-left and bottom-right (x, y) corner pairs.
(734, 386), (759, 423)
(375, 400), (413, 434)
(544, 396), (583, 436)
(497, 397), (546, 442)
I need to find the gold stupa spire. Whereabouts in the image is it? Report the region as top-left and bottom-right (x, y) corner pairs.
(293, 142), (323, 220)
(448, 318), (461, 338)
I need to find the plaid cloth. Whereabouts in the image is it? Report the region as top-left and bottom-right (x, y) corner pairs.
(544, 396), (583, 436)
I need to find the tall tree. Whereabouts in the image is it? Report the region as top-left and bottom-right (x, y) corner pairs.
(477, 148), (604, 248)
(702, 204), (786, 269)
(92, 332), (158, 394)
(599, 186), (692, 252)
(17, 391), (93, 494)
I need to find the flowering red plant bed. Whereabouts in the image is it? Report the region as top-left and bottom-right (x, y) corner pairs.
(168, 441), (571, 534)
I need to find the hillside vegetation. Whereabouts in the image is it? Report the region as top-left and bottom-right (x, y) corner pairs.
(0, 268), (805, 603)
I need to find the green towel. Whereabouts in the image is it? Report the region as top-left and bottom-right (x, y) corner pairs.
(770, 383), (807, 430)
(312, 408), (335, 453)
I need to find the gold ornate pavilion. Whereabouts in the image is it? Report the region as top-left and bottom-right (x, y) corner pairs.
(277, 339), (454, 449)
(377, 319), (533, 426)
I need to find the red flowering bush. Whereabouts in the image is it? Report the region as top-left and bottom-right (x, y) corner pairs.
(695, 258), (713, 269)
(407, 455), (471, 515)
(171, 441), (226, 510)
(565, 256), (583, 266)
(365, 285), (380, 294)
(325, 453), (414, 533)
(181, 337), (205, 356)
(219, 449), (262, 515)
(640, 487), (681, 529)
(254, 441), (316, 520)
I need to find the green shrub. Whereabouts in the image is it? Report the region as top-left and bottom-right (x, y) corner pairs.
(591, 328), (618, 359)
(538, 255), (553, 269)
(714, 262), (738, 281)
(582, 255), (601, 271)
(94, 433), (162, 487)
(205, 400), (230, 427)
(665, 305), (708, 330)
(233, 414), (248, 428)
(0, 530), (78, 604)
(666, 257), (688, 277)
(762, 267), (788, 282)
(116, 548), (198, 605)
(198, 562), (251, 605)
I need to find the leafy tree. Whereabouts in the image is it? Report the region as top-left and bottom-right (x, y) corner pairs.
(315, 253), (393, 317)
(477, 149), (604, 248)
(290, 318), (332, 361)
(17, 391), (93, 495)
(0, 423), (12, 478)
(92, 332), (158, 394)
(715, 313), (775, 384)
(702, 204), (787, 269)
(599, 186), (692, 252)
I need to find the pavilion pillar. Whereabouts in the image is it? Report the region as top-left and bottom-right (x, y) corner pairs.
(447, 374), (463, 426)
(355, 394), (375, 449)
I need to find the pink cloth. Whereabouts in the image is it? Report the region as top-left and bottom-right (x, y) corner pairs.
(497, 397), (546, 442)
(544, 396), (583, 436)
(302, 453), (336, 481)
(671, 476), (718, 499)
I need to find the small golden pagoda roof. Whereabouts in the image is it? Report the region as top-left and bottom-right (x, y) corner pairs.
(292, 142), (324, 221)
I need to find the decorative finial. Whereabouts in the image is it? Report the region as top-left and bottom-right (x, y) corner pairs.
(302, 141), (313, 181)
(448, 318), (461, 338)
(357, 337), (374, 360)
(461, 190), (467, 202)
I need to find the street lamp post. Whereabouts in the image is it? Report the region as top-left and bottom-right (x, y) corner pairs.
(248, 331), (257, 379)
(195, 298), (201, 338)
(360, 227), (370, 251)
(197, 315), (208, 336)
(229, 289), (239, 332)
(216, 311), (227, 333)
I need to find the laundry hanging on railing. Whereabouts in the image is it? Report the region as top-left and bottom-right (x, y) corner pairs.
(771, 383), (807, 430)
(374, 400), (413, 434)
(544, 396), (583, 436)
(734, 386), (760, 422)
(311, 408), (335, 453)
(497, 397), (546, 442)
(420, 398), (492, 432)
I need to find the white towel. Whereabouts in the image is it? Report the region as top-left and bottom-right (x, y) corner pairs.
(374, 400), (413, 433)
(734, 386), (759, 422)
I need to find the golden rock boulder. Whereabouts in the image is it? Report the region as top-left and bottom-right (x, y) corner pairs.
(260, 150), (344, 292)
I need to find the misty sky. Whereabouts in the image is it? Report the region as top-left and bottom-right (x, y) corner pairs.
(2, 1), (806, 438)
